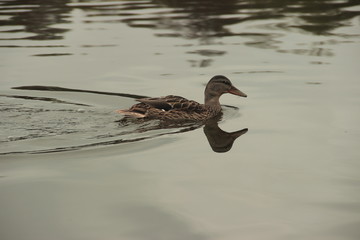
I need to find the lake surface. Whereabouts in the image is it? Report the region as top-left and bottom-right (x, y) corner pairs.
(1, 0), (360, 239)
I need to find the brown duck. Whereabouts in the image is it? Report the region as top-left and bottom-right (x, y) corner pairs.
(116, 75), (247, 121)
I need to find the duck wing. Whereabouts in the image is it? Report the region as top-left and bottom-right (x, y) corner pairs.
(137, 95), (203, 112)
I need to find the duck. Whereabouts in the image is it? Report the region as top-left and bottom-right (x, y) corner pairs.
(116, 75), (247, 121)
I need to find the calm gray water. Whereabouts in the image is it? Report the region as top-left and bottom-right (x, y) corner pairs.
(1, 0), (360, 239)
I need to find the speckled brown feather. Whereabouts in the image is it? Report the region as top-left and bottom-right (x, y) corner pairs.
(119, 95), (216, 121)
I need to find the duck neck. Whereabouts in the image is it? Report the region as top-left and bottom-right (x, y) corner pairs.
(205, 94), (222, 113)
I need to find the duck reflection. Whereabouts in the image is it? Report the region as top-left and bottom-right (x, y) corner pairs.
(117, 115), (248, 153)
(203, 118), (248, 153)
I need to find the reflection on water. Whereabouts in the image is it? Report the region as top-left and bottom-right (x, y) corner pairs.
(203, 117), (248, 153)
(0, 0), (71, 40)
(0, 86), (247, 154)
(1, 0), (359, 65)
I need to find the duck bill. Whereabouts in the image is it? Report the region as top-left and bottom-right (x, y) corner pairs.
(228, 85), (247, 97)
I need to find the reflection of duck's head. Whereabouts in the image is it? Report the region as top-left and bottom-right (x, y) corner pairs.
(203, 119), (248, 153)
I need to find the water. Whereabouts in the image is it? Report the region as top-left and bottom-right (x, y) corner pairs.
(1, 0), (360, 239)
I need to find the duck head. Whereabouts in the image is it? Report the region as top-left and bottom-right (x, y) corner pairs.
(204, 75), (247, 106)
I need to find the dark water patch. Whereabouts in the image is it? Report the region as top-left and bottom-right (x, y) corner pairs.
(32, 53), (72, 57)
(155, 33), (182, 38)
(0, 94), (91, 106)
(81, 44), (117, 48)
(306, 82), (322, 85)
(187, 59), (213, 68)
(232, 70), (283, 74)
(242, 33), (283, 49)
(277, 48), (334, 57)
(0, 44), (67, 48)
(310, 61), (330, 65)
(186, 49), (226, 57)
(0, 29), (25, 33)
(12, 85), (149, 99)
